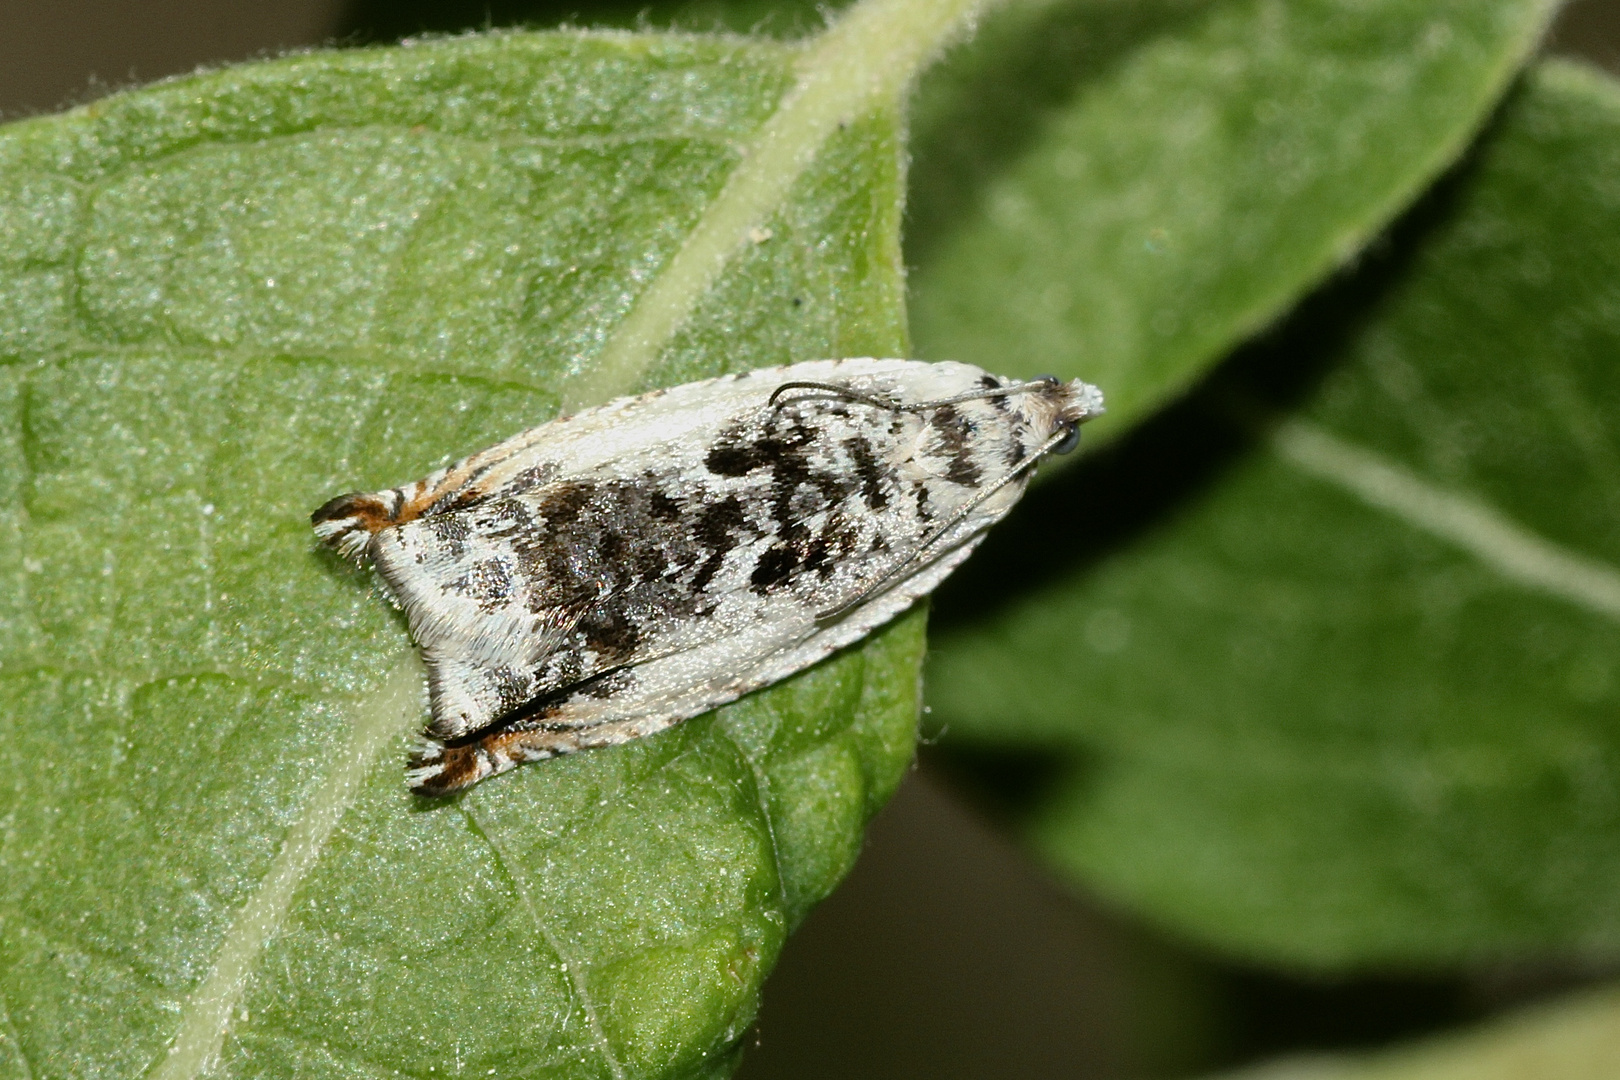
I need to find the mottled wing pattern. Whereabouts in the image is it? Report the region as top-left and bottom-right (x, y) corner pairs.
(312, 359), (1101, 794)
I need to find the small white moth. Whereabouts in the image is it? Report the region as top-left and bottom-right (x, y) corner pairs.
(313, 359), (1103, 795)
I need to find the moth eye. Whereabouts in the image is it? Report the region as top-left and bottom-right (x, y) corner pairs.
(1033, 373), (1061, 386)
(1053, 422), (1081, 455)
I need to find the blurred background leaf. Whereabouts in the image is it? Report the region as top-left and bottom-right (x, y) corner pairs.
(930, 59), (1620, 967)
(1214, 984), (1620, 1079)
(907, 0), (1561, 429)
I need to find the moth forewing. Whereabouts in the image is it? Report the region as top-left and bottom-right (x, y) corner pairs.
(312, 358), (1103, 795)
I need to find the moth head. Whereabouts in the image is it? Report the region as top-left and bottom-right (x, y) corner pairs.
(1023, 375), (1105, 455)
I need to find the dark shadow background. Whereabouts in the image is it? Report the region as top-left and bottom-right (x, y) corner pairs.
(3, 2), (1616, 1076)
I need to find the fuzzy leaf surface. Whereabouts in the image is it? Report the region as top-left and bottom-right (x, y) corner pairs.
(0, 30), (920, 1079)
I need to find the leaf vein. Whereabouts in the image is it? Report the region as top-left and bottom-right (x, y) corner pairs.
(0, 978), (36, 1080)
(713, 725), (793, 923)
(1273, 419), (1620, 620)
(223, 1026), (416, 1080)
(459, 806), (626, 1080)
(4, 909), (167, 997)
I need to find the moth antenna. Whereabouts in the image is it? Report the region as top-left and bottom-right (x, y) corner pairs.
(815, 422), (1079, 626)
(768, 380), (902, 410)
(768, 377), (1059, 413)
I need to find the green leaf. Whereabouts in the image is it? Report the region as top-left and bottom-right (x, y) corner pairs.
(0, 13), (974, 1074)
(907, 0), (1560, 431)
(927, 61), (1620, 967)
(340, 0), (844, 41)
(1212, 984), (1620, 1080)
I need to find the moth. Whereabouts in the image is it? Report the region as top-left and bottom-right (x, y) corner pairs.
(312, 359), (1104, 795)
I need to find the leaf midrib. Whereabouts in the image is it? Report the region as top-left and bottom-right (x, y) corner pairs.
(148, 657), (423, 1080)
